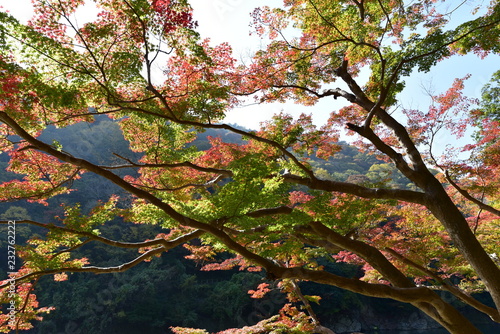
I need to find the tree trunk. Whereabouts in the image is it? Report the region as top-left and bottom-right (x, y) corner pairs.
(425, 181), (500, 316)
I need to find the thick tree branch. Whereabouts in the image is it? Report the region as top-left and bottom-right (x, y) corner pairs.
(333, 57), (500, 314)
(334, 62), (429, 177)
(273, 265), (439, 305)
(322, 88), (356, 102)
(345, 122), (420, 182)
(223, 240), (434, 304)
(268, 264), (481, 333)
(281, 172), (427, 205)
(191, 215), (480, 331)
(308, 221), (414, 288)
(385, 247), (500, 322)
(298, 222), (492, 327)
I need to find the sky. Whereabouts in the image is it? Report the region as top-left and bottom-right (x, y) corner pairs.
(1, 0), (339, 130)
(0, 0), (498, 139)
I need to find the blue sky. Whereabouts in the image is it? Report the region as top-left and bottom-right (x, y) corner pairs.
(189, 1), (500, 136)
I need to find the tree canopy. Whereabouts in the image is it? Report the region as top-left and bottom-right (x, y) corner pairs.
(0, 0), (500, 333)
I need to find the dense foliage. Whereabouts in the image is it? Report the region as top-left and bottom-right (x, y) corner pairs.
(0, 121), (407, 332)
(1, 0), (500, 333)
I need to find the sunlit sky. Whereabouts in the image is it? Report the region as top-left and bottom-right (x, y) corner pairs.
(1, 0), (498, 140)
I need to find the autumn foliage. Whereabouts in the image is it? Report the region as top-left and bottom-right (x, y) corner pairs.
(1, 0), (500, 333)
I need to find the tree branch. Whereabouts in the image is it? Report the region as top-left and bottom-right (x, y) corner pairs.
(106, 154), (234, 177)
(245, 206), (293, 218)
(334, 61), (429, 177)
(0, 219), (204, 250)
(1, 247), (166, 288)
(308, 221), (414, 287)
(345, 122), (419, 181)
(0, 110), (217, 233)
(445, 171), (500, 217)
(385, 247), (500, 322)
(281, 172), (427, 205)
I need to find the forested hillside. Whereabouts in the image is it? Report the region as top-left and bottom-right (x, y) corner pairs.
(0, 118), (495, 333)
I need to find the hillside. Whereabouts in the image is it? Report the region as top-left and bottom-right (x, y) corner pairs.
(0, 117), (494, 333)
